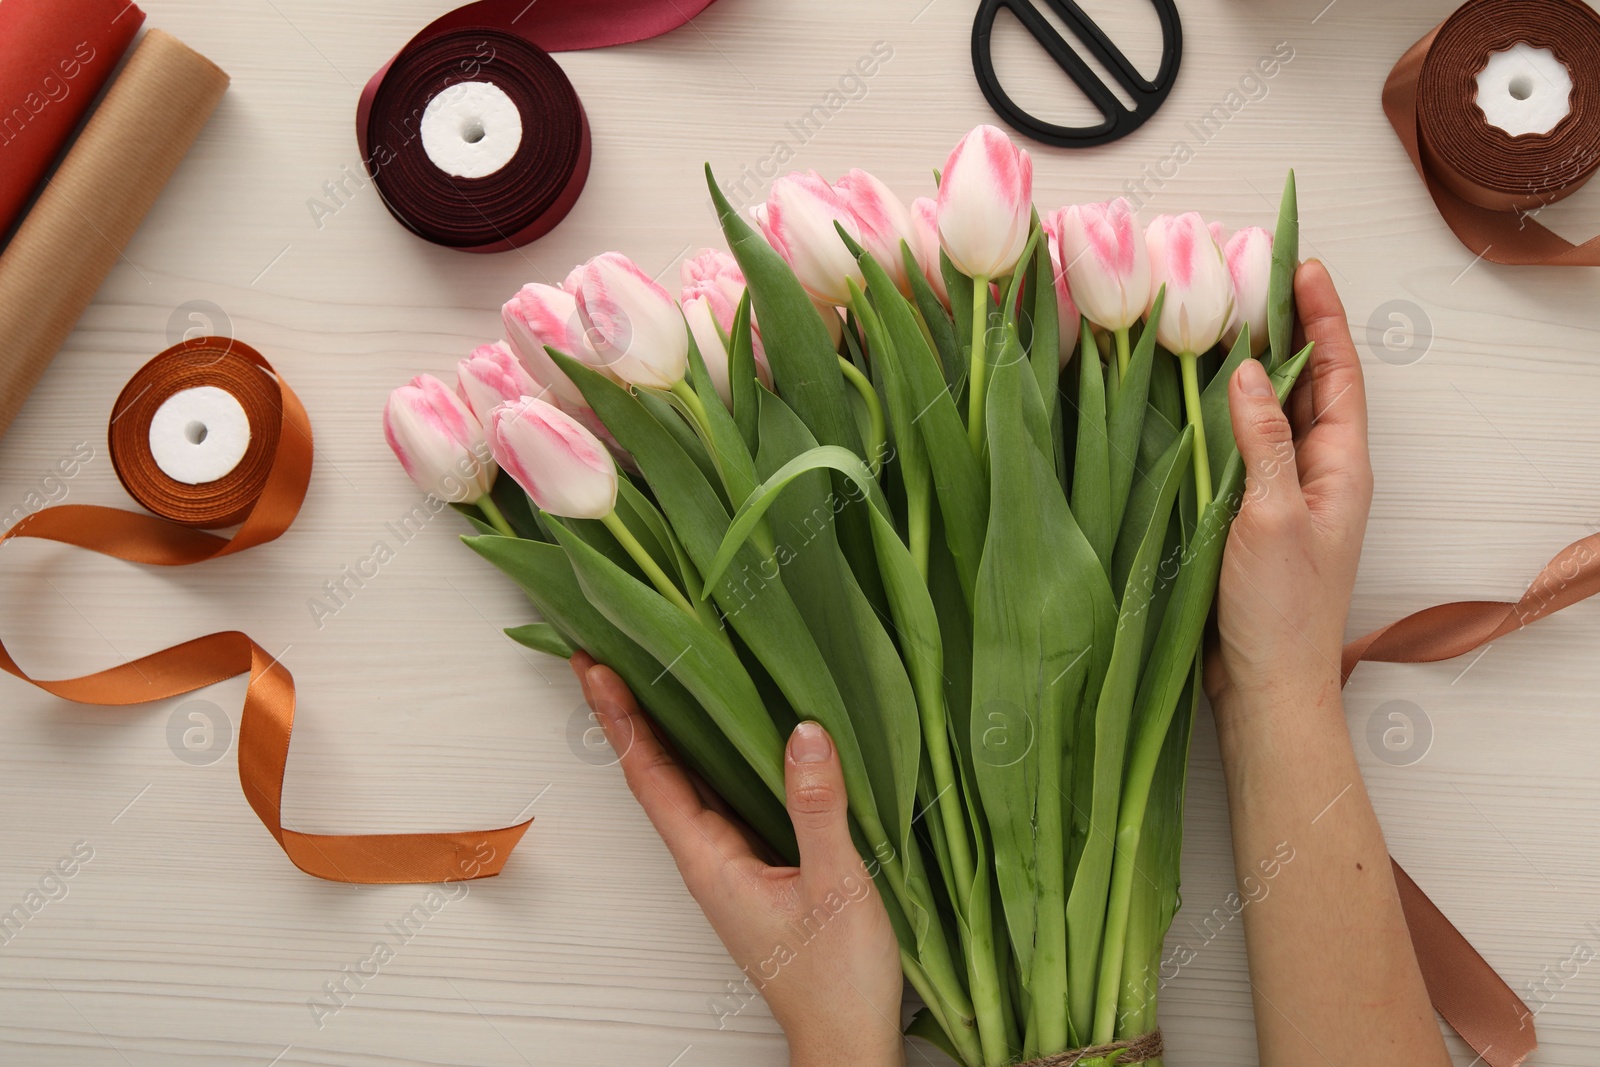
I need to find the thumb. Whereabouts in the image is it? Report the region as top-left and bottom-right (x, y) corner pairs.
(784, 722), (864, 888)
(1229, 358), (1302, 512)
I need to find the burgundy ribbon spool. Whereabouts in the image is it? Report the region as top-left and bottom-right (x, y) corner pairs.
(357, 0), (720, 254)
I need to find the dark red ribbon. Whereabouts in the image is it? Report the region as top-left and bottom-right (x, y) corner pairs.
(356, 0), (719, 252)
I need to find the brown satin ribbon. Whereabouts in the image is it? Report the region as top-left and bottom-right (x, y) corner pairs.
(1, 339), (531, 883)
(1384, 0), (1600, 265)
(1339, 532), (1600, 1066)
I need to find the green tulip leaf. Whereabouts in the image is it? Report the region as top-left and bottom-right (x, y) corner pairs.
(1268, 170), (1298, 372)
(1072, 319), (1113, 572)
(503, 622), (574, 659)
(1064, 424), (1191, 1037)
(853, 246), (988, 607)
(1106, 286), (1164, 544)
(902, 240), (960, 377)
(728, 290), (760, 454)
(463, 533), (795, 859)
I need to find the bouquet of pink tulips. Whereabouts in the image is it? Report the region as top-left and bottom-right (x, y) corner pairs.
(384, 125), (1309, 1066)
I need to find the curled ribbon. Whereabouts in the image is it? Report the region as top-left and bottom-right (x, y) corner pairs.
(1339, 533), (1600, 1067)
(1384, 0), (1600, 265)
(2, 339), (531, 883)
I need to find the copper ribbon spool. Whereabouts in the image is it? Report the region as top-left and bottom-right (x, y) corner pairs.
(1385, 0), (1600, 265)
(1, 339), (530, 883)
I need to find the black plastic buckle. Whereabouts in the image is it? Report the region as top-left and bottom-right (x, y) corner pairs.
(971, 0), (1183, 148)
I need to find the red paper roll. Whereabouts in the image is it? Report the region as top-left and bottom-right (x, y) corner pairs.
(0, 0), (145, 240)
(356, 0), (718, 253)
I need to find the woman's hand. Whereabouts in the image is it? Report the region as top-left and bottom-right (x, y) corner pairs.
(571, 652), (905, 1067)
(1200, 262), (1449, 1067)
(1206, 258), (1374, 719)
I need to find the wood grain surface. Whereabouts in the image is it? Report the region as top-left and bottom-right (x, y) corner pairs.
(2, 0), (1598, 1063)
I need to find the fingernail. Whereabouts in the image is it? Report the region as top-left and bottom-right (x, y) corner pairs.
(585, 666), (621, 727)
(1237, 359), (1273, 398)
(789, 721), (832, 764)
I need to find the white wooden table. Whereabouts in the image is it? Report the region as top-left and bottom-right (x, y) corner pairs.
(3, 0), (1598, 1062)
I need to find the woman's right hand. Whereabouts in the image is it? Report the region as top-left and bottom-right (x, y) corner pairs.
(1206, 259), (1374, 722)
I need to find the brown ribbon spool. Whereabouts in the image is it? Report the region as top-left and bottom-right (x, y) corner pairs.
(1385, 0), (1600, 265)
(2, 338), (531, 883)
(109, 342), (284, 528)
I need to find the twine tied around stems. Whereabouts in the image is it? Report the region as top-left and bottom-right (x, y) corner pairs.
(1015, 1029), (1163, 1066)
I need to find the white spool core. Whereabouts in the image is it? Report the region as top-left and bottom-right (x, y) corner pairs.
(1475, 43), (1572, 137)
(419, 80), (522, 178)
(149, 386), (251, 485)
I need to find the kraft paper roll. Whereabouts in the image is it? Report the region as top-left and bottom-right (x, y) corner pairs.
(0, 0), (146, 239)
(1384, 0), (1600, 265)
(0, 28), (229, 442)
(356, 0), (721, 253)
(2, 339), (532, 884)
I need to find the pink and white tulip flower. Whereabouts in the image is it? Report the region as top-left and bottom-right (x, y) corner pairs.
(680, 250), (773, 406)
(834, 168), (918, 294)
(1047, 199), (1150, 333)
(910, 196), (950, 307)
(1144, 213), (1235, 356)
(456, 341), (545, 423)
(680, 248), (749, 321)
(755, 172), (865, 306)
(1044, 227), (1082, 370)
(936, 124), (1033, 281)
(1221, 226), (1272, 356)
(571, 251), (689, 390)
(488, 395), (617, 520)
(502, 283), (603, 408)
(384, 374), (494, 504)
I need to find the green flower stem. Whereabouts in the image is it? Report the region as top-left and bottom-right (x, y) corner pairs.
(1114, 327), (1132, 383)
(1177, 350), (1213, 509)
(667, 377), (775, 559)
(907, 475), (931, 581)
(967, 275), (990, 454)
(600, 510), (699, 621)
(669, 377), (712, 439)
(836, 356), (887, 473)
(1029, 689), (1070, 1055)
(909, 301), (940, 363)
(967, 922), (1011, 1067)
(475, 495), (516, 538)
(903, 950), (985, 1067)
(903, 462), (1008, 1063)
(864, 813), (978, 1056)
